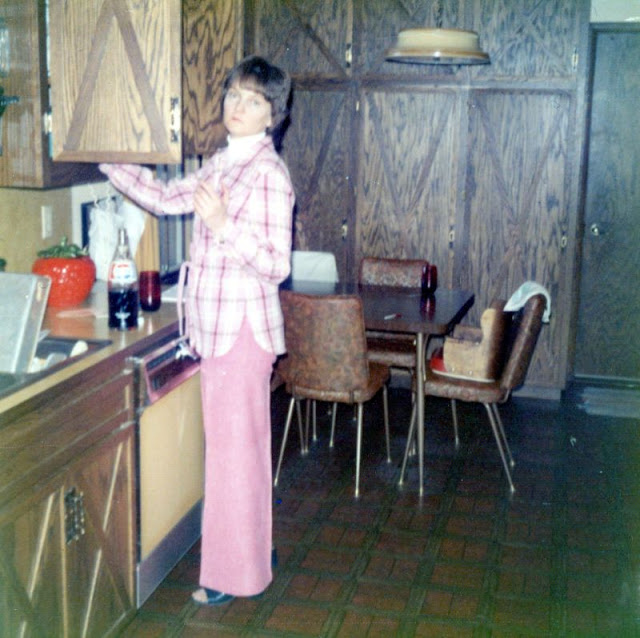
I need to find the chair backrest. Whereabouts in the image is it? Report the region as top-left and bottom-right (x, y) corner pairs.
(359, 257), (429, 288)
(290, 250), (339, 283)
(280, 290), (370, 393)
(500, 294), (547, 391)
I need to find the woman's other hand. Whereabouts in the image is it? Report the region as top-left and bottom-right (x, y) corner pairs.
(195, 180), (228, 234)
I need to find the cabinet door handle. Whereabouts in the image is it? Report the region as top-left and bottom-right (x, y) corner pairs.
(170, 97), (181, 143)
(64, 487), (86, 544)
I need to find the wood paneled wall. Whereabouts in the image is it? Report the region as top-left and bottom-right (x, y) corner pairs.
(194, 0), (591, 394)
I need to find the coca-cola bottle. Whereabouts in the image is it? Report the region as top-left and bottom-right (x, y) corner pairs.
(108, 228), (139, 330)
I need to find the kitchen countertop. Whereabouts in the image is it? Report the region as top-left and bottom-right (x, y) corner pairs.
(0, 282), (181, 414)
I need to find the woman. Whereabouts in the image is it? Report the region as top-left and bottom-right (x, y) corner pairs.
(100, 55), (294, 605)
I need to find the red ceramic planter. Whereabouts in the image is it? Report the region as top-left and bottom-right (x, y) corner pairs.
(32, 256), (96, 308)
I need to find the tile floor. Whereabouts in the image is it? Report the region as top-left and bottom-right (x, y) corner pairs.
(122, 383), (640, 637)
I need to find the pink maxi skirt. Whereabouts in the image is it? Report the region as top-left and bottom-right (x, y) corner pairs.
(198, 318), (275, 596)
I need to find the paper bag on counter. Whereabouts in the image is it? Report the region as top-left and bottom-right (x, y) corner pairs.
(88, 196), (146, 280)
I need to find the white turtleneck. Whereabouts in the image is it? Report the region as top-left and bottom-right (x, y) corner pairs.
(226, 132), (267, 163)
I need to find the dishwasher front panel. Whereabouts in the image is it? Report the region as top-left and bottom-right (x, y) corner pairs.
(139, 371), (204, 559)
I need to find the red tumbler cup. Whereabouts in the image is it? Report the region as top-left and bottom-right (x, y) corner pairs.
(139, 270), (161, 312)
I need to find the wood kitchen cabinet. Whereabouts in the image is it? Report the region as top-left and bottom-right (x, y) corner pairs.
(0, 355), (136, 637)
(47, 0), (240, 162)
(0, 0), (101, 187)
(48, 0), (182, 164)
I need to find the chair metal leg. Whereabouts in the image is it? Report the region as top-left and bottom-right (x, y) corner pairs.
(490, 403), (515, 468)
(329, 402), (338, 448)
(305, 400), (311, 449)
(313, 400), (318, 441)
(354, 403), (364, 498)
(451, 399), (460, 449)
(383, 386), (391, 463)
(483, 403), (515, 492)
(274, 397), (296, 486)
(296, 399), (307, 455)
(399, 402), (417, 486)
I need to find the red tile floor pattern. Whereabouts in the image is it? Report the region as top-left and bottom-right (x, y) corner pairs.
(121, 384), (640, 637)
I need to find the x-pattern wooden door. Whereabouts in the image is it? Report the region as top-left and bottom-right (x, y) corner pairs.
(356, 88), (460, 282)
(65, 426), (135, 637)
(0, 426), (134, 637)
(247, 0), (354, 278)
(462, 90), (572, 387)
(0, 486), (65, 637)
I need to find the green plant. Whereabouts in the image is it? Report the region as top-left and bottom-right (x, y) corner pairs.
(37, 236), (88, 258)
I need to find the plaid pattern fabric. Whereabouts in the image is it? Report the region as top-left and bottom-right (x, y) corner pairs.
(100, 136), (294, 357)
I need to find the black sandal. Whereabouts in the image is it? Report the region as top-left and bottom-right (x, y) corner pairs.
(192, 588), (235, 606)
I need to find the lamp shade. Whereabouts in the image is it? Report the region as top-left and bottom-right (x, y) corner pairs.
(386, 28), (489, 65)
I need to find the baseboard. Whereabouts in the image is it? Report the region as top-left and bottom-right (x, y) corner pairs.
(512, 385), (561, 401)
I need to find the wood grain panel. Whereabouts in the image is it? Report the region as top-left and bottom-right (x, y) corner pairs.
(476, 0), (584, 79)
(0, 0), (44, 185)
(0, 484), (64, 636)
(282, 87), (351, 278)
(356, 88), (459, 284)
(49, 0), (181, 163)
(0, 0), (100, 186)
(463, 90), (571, 387)
(183, 0), (241, 155)
(248, 0), (352, 77)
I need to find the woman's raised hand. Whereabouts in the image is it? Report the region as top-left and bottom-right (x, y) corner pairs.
(194, 180), (229, 234)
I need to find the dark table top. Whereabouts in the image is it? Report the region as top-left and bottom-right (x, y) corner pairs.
(281, 280), (475, 336)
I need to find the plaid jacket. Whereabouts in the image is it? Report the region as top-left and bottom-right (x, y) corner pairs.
(100, 136), (294, 357)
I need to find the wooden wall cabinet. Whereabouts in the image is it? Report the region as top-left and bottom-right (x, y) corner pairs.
(0, 0), (101, 187)
(48, 0), (182, 164)
(0, 356), (136, 637)
(245, 0), (590, 395)
(47, 0), (240, 163)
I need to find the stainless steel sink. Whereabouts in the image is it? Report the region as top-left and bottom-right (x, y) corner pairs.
(0, 337), (112, 400)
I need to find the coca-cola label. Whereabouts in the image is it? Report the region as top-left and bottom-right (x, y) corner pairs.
(109, 260), (137, 286)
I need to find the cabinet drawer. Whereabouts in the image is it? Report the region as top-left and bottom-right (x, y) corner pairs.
(0, 355), (133, 505)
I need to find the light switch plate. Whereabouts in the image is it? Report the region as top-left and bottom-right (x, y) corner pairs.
(41, 205), (53, 239)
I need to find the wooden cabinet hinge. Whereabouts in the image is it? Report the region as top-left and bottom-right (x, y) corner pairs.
(43, 111), (52, 135)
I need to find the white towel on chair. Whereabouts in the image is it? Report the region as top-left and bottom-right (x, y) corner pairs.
(504, 281), (552, 323)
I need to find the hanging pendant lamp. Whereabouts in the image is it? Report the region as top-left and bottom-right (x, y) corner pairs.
(385, 27), (490, 65)
(385, 2), (489, 66)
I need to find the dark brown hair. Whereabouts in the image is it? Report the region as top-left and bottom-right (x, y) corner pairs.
(223, 55), (292, 137)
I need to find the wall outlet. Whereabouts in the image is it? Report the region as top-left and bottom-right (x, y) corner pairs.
(41, 205), (53, 240)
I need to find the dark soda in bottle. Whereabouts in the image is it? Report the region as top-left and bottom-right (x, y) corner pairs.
(108, 288), (139, 329)
(108, 228), (139, 330)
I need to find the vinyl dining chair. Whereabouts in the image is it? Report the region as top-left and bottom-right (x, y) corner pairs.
(358, 257), (430, 375)
(283, 250), (341, 440)
(400, 294), (547, 492)
(275, 290), (391, 497)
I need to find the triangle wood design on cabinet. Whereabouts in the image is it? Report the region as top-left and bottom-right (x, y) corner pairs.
(49, 0), (181, 164)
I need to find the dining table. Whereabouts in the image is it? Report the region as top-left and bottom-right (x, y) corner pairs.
(281, 278), (475, 495)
